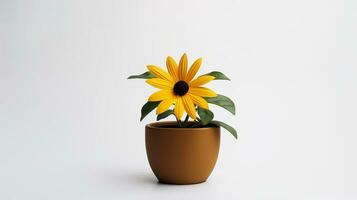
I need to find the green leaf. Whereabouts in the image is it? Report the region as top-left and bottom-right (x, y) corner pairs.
(202, 71), (230, 80)
(140, 101), (160, 121)
(157, 109), (173, 121)
(210, 120), (237, 139)
(197, 107), (214, 125)
(205, 94), (236, 115)
(128, 71), (155, 79)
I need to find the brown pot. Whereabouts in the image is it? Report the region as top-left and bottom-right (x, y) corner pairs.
(145, 121), (220, 184)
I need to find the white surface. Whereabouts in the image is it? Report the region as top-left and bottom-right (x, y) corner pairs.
(1, 0), (357, 199)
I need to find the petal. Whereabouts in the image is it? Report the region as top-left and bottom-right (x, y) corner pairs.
(178, 53), (188, 80)
(146, 78), (173, 89)
(189, 87), (217, 97)
(189, 75), (215, 87)
(188, 93), (209, 109)
(166, 56), (179, 82)
(148, 90), (173, 101)
(185, 58), (202, 82)
(174, 97), (184, 119)
(147, 65), (173, 82)
(182, 95), (196, 119)
(156, 98), (175, 114)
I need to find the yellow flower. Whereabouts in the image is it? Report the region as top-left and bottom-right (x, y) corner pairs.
(146, 53), (217, 120)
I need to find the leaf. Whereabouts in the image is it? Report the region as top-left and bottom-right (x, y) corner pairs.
(140, 101), (160, 121)
(202, 71), (230, 80)
(157, 109), (173, 121)
(210, 120), (237, 139)
(128, 71), (155, 79)
(205, 94), (236, 115)
(197, 107), (214, 125)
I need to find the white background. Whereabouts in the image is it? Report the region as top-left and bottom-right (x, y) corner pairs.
(1, 0), (356, 199)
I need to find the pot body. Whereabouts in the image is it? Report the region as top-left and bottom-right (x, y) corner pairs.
(145, 121), (220, 184)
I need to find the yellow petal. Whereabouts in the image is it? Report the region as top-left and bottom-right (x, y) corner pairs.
(148, 90), (173, 101)
(185, 58), (202, 82)
(188, 93), (208, 109)
(156, 98), (175, 115)
(178, 53), (188, 80)
(189, 87), (217, 97)
(166, 56), (179, 82)
(147, 65), (173, 82)
(146, 78), (173, 89)
(174, 97), (184, 119)
(182, 95), (196, 119)
(189, 75), (215, 87)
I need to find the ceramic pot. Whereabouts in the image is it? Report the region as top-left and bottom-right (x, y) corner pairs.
(145, 121), (220, 184)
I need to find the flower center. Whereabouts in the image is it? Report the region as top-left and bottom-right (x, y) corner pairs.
(173, 81), (189, 96)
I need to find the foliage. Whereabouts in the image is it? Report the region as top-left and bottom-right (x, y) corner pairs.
(128, 54), (238, 139)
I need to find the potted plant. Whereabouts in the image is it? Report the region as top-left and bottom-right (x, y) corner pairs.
(128, 53), (237, 184)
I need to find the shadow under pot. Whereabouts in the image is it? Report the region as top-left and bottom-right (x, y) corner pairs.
(145, 121), (220, 185)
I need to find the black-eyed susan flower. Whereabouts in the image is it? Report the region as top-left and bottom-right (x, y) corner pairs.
(128, 53), (238, 139)
(146, 53), (216, 120)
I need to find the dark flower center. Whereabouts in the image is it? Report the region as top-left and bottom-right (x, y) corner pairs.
(173, 81), (189, 96)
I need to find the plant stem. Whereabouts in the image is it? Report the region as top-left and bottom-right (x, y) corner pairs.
(191, 121), (200, 128)
(183, 114), (189, 127)
(175, 116), (183, 127)
(178, 120), (183, 127)
(190, 118), (201, 128)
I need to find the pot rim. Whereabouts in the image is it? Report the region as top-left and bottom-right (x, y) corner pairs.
(146, 121), (219, 131)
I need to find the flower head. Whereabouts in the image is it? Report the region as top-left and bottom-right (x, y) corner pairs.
(146, 53), (217, 119)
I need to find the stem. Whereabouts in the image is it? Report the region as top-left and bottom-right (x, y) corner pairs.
(175, 116), (183, 127)
(190, 118), (201, 128)
(191, 121), (200, 128)
(183, 114), (189, 127)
